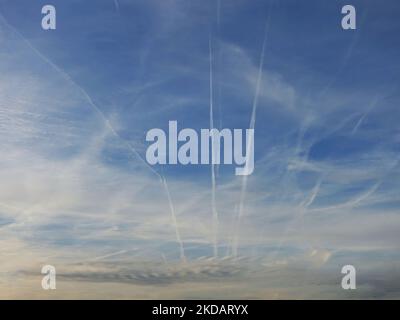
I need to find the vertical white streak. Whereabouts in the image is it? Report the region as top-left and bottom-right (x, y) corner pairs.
(217, 0), (221, 28)
(232, 10), (271, 258)
(113, 0), (120, 13)
(209, 35), (219, 258)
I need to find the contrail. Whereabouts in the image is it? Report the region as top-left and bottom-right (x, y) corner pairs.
(209, 35), (219, 258)
(352, 95), (380, 134)
(0, 14), (187, 263)
(162, 177), (186, 263)
(302, 179), (322, 208)
(232, 7), (272, 258)
(309, 155), (400, 214)
(272, 137), (397, 259)
(309, 181), (381, 213)
(217, 0), (221, 28)
(318, 10), (368, 98)
(216, 0), (223, 149)
(267, 178), (321, 262)
(113, 0), (120, 13)
(91, 250), (128, 261)
(0, 14), (153, 175)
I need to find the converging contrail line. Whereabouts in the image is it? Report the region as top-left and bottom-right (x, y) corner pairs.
(209, 35), (219, 258)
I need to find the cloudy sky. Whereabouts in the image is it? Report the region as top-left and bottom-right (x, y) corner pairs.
(0, 0), (399, 299)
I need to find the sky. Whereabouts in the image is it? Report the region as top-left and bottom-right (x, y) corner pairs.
(0, 0), (399, 299)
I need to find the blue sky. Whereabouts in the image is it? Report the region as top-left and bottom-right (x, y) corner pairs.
(0, 0), (399, 298)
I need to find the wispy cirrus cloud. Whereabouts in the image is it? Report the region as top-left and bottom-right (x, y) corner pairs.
(0, 0), (399, 299)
